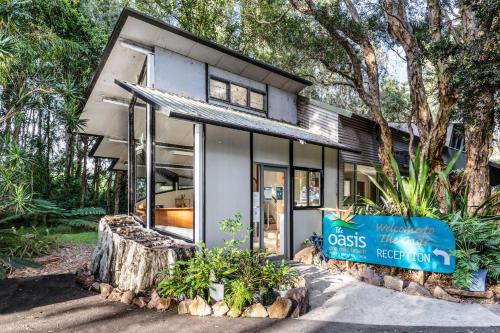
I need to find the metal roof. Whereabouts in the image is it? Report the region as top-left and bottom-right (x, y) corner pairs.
(115, 80), (359, 153)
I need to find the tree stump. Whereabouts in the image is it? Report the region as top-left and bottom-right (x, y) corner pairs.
(91, 215), (194, 293)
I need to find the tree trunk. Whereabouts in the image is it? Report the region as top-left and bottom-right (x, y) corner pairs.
(75, 135), (83, 178)
(464, 91), (494, 212)
(65, 132), (75, 183)
(93, 157), (101, 205)
(44, 109), (51, 195)
(91, 215), (194, 293)
(80, 137), (89, 208)
(114, 171), (125, 214)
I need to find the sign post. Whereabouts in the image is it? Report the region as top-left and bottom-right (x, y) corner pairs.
(322, 212), (456, 274)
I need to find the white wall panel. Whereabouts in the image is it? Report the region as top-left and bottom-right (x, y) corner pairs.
(268, 86), (297, 124)
(154, 47), (205, 100)
(293, 143), (322, 169)
(324, 148), (338, 208)
(205, 125), (250, 248)
(253, 134), (289, 166)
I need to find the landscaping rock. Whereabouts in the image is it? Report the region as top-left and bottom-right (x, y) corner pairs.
(189, 296), (211, 316)
(433, 286), (460, 303)
(405, 282), (431, 297)
(100, 283), (113, 298)
(156, 297), (172, 311)
(91, 282), (100, 292)
(212, 301), (229, 316)
(147, 290), (160, 309)
(384, 275), (405, 292)
(120, 290), (135, 304)
(293, 246), (316, 265)
(268, 297), (293, 319)
(360, 267), (383, 286)
(75, 266), (95, 290)
(227, 307), (241, 318)
(285, 287), (309, 318)
(294, 276), (307, 288)
(108, 289), (123, 302)
(446, 288), (494, 299)
(242, 303), (268, 318)
(132, 297), (148, 308)
(178, 299), (192, 314)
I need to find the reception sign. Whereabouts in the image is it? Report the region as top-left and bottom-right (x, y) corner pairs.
(322, 212), (455, 274)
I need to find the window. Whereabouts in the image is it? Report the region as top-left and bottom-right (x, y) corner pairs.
(294, 168), (322, 208)
(343, 163), (378, 206)
(209, 78), (228, 101)
(449, 124), (464, 150)
(250, 91), (265, 110)
(209, 76), (266, 112)
(230, 83), (247, 106)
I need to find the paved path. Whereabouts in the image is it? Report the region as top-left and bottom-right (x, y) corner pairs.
(296, 264), (500, 327)
(0, 269), (499, 332)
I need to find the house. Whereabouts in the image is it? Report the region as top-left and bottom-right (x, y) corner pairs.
(81, 8), (498, 259)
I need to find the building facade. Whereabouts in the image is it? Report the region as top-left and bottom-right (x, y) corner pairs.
(81, 8), (498, 259)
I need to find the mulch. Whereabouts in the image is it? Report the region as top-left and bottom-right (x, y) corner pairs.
(7, 243), (94, 279)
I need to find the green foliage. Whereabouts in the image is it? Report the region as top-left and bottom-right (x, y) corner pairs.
(446, 213), (499, 288)
(55, 231), (98, 245)
(362, 149), (460, 218)
(225, 278), (253, 313)
(157, 213), (298, 305)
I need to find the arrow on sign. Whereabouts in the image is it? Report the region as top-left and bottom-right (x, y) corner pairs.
(433, 248), (451, 266)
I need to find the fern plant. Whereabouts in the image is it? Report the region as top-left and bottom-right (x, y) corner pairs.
(225, 278), (253, 313)
(447, 213), (499, 288)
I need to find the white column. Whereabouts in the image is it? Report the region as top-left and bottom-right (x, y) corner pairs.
(145, 52), (155, 229)
(194, 123), (204, 243)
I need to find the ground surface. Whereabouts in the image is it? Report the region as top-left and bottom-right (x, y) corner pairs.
(0, 274), (499, 333)
(1, 263), (499, 332)
(7, 242), (94, 279)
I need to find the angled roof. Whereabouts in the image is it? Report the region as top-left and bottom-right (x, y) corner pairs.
(115, 80), (359, 153)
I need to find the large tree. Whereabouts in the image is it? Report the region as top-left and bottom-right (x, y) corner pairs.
(454, 1), (499, 210)
(243, 0), (397, 182)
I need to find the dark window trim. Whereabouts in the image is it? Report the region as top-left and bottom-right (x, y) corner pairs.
(208, 75), (267, 114)
(293, 166), (324, 210)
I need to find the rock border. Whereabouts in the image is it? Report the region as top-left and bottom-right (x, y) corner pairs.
(76, 265), (310, 319)
(293, 245), (498, 305)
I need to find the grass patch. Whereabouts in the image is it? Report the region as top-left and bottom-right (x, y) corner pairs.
(55, 232), (98, 245)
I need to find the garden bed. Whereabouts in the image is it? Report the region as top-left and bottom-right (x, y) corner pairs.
(76, 213), (310, 319)
(294, 245), (499, 305)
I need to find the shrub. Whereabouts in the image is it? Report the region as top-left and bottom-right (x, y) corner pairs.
(362, 149), (460, 218)
(157, 213), (299, 304)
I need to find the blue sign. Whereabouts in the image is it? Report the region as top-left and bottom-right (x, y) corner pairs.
(323, 213), (455, 274)
(276, 186), (283, 200)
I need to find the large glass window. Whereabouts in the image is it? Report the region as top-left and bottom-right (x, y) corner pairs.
(343, 163), (378, 206)
(153, 117), (194, 241)
(294, 168), (322, 208)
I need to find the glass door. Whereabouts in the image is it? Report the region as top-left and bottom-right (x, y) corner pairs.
(253, 164), (287, 257)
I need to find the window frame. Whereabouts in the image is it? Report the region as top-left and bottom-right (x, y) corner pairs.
(208, 77), (229, 102)
(342, 162), (379, 207)
(293, 167), (324, 209)
(208, 75), (267, 113)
